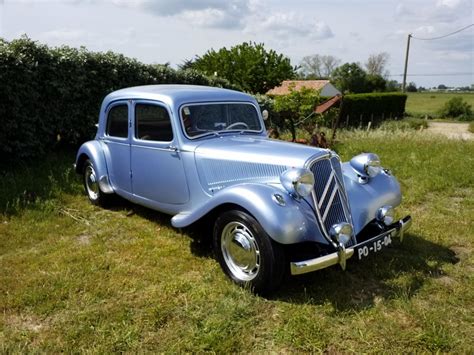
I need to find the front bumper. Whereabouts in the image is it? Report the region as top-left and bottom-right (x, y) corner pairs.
(290, 215), (412, 275)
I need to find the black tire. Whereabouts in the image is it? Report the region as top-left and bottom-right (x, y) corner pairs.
(213, 209), (286, 295)
(83, 159), (113, 207)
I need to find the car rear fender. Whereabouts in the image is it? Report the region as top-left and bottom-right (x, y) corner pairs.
(75, 140), (114, 194)
(171, 183), (325, 245)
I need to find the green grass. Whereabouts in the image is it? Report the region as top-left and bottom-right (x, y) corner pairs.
(1, 135), (473, 352)
(406, 92), (474, 117)
(469, 122), (474, 134)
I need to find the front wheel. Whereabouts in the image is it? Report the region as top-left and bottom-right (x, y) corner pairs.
(213, 209), (286, 295)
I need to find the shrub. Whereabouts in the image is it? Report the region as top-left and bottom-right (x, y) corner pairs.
(438, 97), (473, 121)
(0, 37), (239, 167)
(273, 86), (321, 140)
(339, 93), (407, 127)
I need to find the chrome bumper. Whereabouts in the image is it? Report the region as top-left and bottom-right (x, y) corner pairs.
(290, 215), (412, 275)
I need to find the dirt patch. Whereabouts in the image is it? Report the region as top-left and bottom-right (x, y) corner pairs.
(77, 234), (92, 245)
(426, 122), (473, 140)
(5, 313), (47, 332)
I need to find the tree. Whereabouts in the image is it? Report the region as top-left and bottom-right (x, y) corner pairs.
(299, 54), (340, 79)
(386, 80), (401, 92)
(438, 84), (447, 90)
(366, 74), (387, 92)
(190, 42), (296, 94)
(331, 63), (368, 93)
(406, 82), (418, 92)
(273, 86), (320, 141)
(321, 55), (341, 78)
(365, 52), (389, 76)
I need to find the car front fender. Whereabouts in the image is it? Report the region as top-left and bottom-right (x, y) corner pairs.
(342, 162), (402, 234)
(75, 140), (114, 194)
(171, 183), (325, 245)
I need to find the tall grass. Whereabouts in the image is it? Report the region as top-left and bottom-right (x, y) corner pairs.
(1, 132), (473, 352)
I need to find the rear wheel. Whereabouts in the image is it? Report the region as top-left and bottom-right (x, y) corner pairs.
(83, 159), (113, 206)
(213, 209), (286, 295)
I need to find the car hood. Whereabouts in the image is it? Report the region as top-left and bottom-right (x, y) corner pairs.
(193, 135), (328, 193)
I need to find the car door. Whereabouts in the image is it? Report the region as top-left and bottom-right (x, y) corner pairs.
(102, 101), (131, 195)
(131, 100), (189, 205)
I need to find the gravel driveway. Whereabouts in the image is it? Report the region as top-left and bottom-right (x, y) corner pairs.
(426, 122), (473, 140)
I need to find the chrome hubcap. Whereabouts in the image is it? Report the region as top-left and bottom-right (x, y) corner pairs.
(85, 165), (99, 200)
(221, 221), (260, 281)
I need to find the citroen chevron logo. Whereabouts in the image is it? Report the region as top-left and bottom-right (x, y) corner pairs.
(318, 170), (340, 222)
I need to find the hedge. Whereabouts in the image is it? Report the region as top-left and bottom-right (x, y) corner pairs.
(0, 37), (239, 166)
(340, 93), (407, 127)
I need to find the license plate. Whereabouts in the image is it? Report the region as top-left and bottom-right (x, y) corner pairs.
(355, 230), (395, 260)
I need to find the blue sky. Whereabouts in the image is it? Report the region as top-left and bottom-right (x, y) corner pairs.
(1, 0), (472, 87)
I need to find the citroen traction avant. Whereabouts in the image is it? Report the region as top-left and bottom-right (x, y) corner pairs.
(75, 85), (412, 294)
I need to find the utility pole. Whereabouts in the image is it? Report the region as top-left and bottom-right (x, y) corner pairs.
(402, 34), (412, 92)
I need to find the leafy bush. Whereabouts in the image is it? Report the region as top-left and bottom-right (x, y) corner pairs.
(438, 97), (473, 121)
(273, 86), (321, 140)
(0, 37), (239, 167)
(339, 93), (407, 127)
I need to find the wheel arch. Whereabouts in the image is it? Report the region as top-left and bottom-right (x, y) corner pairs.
(75, 140), (114, 194)
(171, 183), (324, 245)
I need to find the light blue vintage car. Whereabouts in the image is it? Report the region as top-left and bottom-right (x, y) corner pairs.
(75, 85), (411, 294)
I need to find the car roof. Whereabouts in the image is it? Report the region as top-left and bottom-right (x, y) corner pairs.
(103, 85), (255, 108)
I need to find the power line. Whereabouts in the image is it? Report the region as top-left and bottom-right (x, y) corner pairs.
(402, 24), (474, 91)
(390, 72), (473, 77)
(411, 23), (474, 41)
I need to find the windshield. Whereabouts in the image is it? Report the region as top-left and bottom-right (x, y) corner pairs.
(180, 102), (262, 138)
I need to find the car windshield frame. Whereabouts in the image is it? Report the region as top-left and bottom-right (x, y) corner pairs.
(179, 101), (264, 140)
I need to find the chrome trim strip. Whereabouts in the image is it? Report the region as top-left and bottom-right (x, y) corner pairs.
(318, 170), (335, 209)
(291, 248), (354, 275)
(322, 184), (338, 222)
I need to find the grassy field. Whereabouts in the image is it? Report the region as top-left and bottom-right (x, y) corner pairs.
(1, 131), (473, 352)
(406, 92), (474, 117)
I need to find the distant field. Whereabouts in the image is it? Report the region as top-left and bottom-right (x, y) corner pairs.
(406, 92), (474, 117)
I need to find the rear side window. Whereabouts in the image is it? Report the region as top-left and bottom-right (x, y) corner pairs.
(106, 105), (128, 138)
(135, 104), (173, 142)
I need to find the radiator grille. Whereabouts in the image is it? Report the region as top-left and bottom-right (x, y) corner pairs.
(309, 157), (354, 246)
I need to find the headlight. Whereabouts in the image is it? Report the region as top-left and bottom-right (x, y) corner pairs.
(350, 153), (382, 178)
(280, 168), (314, 198)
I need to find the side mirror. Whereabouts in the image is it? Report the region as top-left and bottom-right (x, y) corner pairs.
(262, 109), (269, 121)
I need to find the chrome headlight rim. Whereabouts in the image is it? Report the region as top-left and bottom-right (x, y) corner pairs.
(376, 205), (395, 226)
(350, 152), (382, 178)
(280, 168), (315, 199)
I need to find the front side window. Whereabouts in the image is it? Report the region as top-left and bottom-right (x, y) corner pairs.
(180, 103), (262, 138)
(106, 104), (128, 138)
(135, 103), (173, 142)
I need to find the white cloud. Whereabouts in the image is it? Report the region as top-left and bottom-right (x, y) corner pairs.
(110, 0), (252, 29)
(245, 12), (333, 41)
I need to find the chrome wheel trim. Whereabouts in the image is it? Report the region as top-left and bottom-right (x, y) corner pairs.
(84, 165), (99, 201)
(221, 221), (260, 281)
